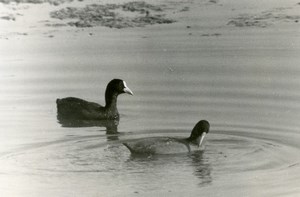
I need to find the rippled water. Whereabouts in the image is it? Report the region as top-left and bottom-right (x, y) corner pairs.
(1, 3), (300, 196)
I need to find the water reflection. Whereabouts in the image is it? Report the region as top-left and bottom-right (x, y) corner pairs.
(189, 151), (212, 186)
(105, 132), (121, 141)
(57, 114), (119, 134)
(125, 150), (212, 187)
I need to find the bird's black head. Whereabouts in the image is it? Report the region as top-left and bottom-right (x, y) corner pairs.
(188, 120), (210, 146)
(106, 79), (133, 95)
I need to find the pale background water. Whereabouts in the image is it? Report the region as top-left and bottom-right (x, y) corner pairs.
(1, 0), (300, 196)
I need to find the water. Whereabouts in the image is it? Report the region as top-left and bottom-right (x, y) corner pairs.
(1, 1), (300, 196)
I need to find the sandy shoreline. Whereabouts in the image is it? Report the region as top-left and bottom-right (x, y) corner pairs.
(0, 0), (299, 40)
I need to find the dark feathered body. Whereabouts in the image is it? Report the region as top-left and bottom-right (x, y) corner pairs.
(123, 137), (194, 154)
(56, 79), (133, 120)
(56, 97), (119, 120)
(123, 120), (210, 155)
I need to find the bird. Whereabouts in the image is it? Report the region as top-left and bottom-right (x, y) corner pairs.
(123, 120), (210, 155)
(56, 79), (133, 120)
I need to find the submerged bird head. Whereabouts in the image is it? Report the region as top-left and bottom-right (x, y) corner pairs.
(106, 79), (133, 96)
(188, 120), (210, 147)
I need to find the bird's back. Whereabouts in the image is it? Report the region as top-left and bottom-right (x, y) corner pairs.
(56, 97), (104, 119)
(123, 137), (192, 155)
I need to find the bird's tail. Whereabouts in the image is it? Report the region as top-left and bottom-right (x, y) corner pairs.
(123, 143), (134, 153)
(56, 98), (61, 105)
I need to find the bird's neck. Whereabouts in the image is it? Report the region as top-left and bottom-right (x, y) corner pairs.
(186, 136), (198, 146)
(105, 90), (119, 115)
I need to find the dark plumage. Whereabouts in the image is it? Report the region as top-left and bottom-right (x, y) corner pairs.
(123, 120), (210, 155)
(56, 79), (133, 120)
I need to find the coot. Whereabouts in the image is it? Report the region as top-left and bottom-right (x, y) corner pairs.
(56, 79), (133, 120)
(123, 120), (210, 155)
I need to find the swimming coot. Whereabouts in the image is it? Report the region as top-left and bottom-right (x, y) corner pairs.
(123, 120), (210, 155)
(56, 79), (133, 120)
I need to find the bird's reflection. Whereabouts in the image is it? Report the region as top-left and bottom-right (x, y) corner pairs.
(189, 151), (212, 186)
(57, 114), (120, 140)
(125, 150), (212, 187)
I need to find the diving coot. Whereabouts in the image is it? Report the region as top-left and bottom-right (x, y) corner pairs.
(123, 120), (210, 155)
(56, 79), (133, 120)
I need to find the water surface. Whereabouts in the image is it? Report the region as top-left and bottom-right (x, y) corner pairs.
(1, 1), (300, 196)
